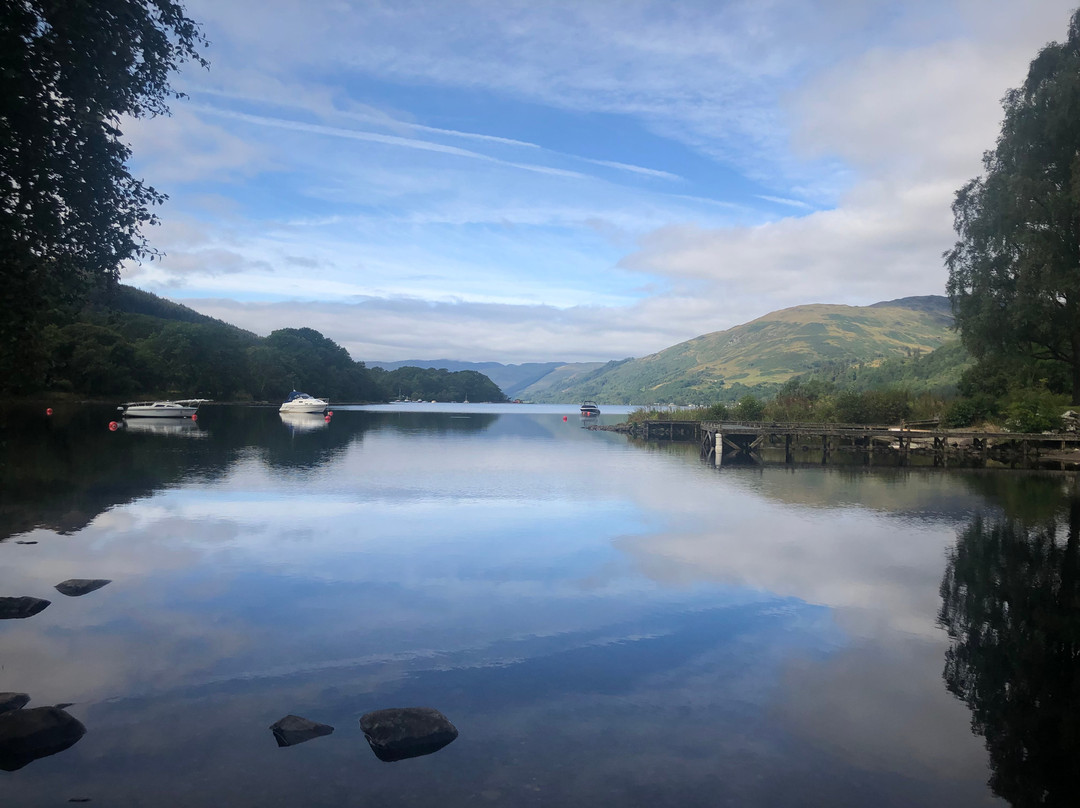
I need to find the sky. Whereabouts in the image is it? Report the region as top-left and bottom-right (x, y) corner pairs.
(121, 0), (1079, 364)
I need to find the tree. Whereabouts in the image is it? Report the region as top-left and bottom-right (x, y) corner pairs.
(938, 503), (1080, 807)
(0, 0), (207, 392)
(945, 9), (1080, 402)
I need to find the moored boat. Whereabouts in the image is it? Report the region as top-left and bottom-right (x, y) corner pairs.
(279, 391), (329, 414)
(118, 399), (208, 418)
(580, 400), (601, 417)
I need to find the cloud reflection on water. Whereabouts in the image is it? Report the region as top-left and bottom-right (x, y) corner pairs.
(0, 407), (1035, 805)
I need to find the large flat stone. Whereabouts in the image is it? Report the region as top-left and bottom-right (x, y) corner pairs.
(0, 706), (86, 771)
(0, 596), (50, 619)
(0, 693), (30, 714)
(54, 579), (112, 597)
(360, 707), (458, 762)
(269, 714), (334, 747)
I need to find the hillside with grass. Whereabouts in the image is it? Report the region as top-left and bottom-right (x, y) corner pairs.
(33, 285), (504, 403)
(523, 296), (956, 404)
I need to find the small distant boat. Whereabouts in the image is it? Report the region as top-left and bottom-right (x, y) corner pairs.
(580, 400), (600, 417)
(118, 399), (209, 418)
(279, 391), (329, 414)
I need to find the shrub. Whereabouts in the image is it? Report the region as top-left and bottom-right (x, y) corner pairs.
(701, 402), (729, 420)
(733, 395), (765, 421)
(1002, 389), (1067, 433)
(941, 395), (997, 428)
(832, 388), (911, 425)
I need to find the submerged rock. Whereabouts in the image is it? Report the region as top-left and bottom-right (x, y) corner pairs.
(54, 579), (112, 597)
(359, 707), (458, 762)
(0, 596), (50, 619)
(269, 714), (334, 747)
(0, 706), (86, 771)
(0, 693), (30, 714)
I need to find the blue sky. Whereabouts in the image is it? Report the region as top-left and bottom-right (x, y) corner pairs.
(121, 0), (1077, 363)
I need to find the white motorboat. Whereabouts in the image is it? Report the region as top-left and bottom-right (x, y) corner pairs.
(279, 391), (329, 414)
(579, 400), (601, 417)
(118, 399), (209, 418)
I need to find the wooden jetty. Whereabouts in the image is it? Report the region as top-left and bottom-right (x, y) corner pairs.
(618, 420), (1080, 469)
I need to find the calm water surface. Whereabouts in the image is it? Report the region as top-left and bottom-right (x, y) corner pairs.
(1, 403), (1076, 806)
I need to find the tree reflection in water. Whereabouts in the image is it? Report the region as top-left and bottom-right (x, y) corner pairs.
(938, 497), (1080, 807)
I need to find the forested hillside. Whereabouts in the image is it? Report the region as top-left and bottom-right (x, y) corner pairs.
(32, 285), (505, 403)
(524, 297), (955, 404)
(369, 359), (564, 399)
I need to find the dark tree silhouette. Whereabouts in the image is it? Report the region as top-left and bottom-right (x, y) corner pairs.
(938, 500), (1080, 806)
(0, 0), (207, 391)
(945, 9), (1080, 401)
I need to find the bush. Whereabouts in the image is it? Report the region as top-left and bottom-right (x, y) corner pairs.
(1002, 389), (1067, 433)
(733, 395), (765, 421)
(701, 402), (729, 420)
(941, 395), (998, 428)
(831, 388), (911, 425)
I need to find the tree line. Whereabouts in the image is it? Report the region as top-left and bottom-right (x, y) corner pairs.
(31, 291), (505, 403)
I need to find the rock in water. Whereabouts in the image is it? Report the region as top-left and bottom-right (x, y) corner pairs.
(0, 693), (30, 714)
(0, 597), (50, 619)
(54, 579), (112, 597)
(359, 707), (458, 762)
(0, 706), (86, 771)
(269, 715), (334, 747)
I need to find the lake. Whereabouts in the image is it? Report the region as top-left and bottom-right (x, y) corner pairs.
(1, 403), (1076, 806)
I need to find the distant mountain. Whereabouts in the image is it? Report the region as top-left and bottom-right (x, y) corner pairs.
(368, 359), (567, 399)
(522, 296), (956, 404)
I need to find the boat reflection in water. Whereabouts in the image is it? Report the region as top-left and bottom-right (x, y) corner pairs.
(279, 411), (329, 433)
(119, 418), (206, 437)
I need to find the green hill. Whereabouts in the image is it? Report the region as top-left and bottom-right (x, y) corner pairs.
(369, 359), (565, 399)
(33, 285), (504, 402)
(526, 297), (956, 404)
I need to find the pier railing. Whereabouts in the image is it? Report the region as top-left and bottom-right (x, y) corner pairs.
(614, 419), (1080, 468)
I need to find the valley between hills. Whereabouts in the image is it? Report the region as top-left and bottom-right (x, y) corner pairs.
(372, 295), (964, 405)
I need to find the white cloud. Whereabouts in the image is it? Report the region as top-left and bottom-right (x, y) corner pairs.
(617, 1), (1077, 311)
(121, 0), (1080, 363)
(123, 106), (270, 183)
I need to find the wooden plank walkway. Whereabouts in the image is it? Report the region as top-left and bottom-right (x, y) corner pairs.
(619, 420), (1080, 468)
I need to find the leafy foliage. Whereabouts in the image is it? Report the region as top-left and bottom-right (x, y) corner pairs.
(732, 395), (765, 421)
(946, 9), (1080, 401)
(1002, 388), (1068, 433)
(369, 366), (505, 403)
(0, 0), (208, 392)
(830, 389), (912, 425)
(941, 395), (999, 429)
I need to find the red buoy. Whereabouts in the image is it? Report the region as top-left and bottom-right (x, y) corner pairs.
(324, 414), (331, 422)
(108, 421), (119, 431)
(563, 416), (568, 422)
(327, 411), (333, 417)
(46, 407), (53, 416)
(191, 413), (197, 421)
